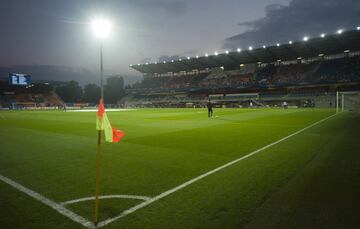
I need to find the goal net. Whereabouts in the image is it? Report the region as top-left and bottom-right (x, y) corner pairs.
(337, 91), (360, 112)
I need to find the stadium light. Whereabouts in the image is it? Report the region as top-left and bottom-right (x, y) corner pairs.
(179, 58), (182, 61)
(276, 43), (280, 47)
(248, 46), (253, 51)
(303, 36), (309, 42)
(163, 61), (166, 63)
(225, 50), (229, 54)
(320, 33), (326, 38)
(205, 53), (209, 57)
(91, 18), (112, 39)
(171, 60), (174, 62)
(237, 48), (242, 52)
(90, 17), (112, 103)
(187, 56), (190, 60)
(337, 29), (343, 34)
(262, 45), (266, 49)
(288, 41), (293, 45)
(145, 62), (149, 65)
(214, 51), (218, 56)
(137, 63), (140, 66)
(357, 26), (360, 30)
(196, 55), (199, 59)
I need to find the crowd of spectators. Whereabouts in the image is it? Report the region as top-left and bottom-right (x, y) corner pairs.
(131, 55), (360, 91)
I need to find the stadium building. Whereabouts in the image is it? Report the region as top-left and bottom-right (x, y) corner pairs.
(125, 29), (360, 109)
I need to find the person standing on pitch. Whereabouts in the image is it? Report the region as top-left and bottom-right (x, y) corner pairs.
(207, 100), (213, 118)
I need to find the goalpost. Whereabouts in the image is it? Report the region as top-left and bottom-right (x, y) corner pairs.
(336, 91), (360, 113)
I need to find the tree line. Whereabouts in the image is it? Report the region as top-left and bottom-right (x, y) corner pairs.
(55, 77), (125, 104)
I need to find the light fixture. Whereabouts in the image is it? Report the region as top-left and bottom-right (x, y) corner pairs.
(303, 36), (309, 42)
(196, 56), (199, 59)
(248, 46), (253, 51)
(320, 33), (326, 38)
(237, 48), (242, 52)
(225, 50), (229, 54)
(337, 29), (343, 34)
(91, 18), (112, 39)
(276, 43), (280, 47)
(263, 45), (266, 49)
(205, 53), (209, 57)
(357, 26), (360, 30)
(187, 56), (190, 60)
(214, 51), (218, 56)
(288, 41), (293, 44)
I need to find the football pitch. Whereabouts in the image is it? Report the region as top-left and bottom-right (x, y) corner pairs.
(0, 108), (359, 229)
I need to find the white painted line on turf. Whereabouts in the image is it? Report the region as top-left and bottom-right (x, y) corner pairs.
(96, 113), (337, 228)
(60, 195), (151, 206)
(0, 174), (95, 229)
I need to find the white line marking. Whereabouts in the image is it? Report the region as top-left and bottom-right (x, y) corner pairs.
(0, 174), (95, 229)
(61, 195), (151, 206)
(97, 113), (337, 228)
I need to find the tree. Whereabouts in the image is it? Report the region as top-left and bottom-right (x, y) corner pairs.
(104, 76), (125, 104)
(55, 81), (83, 102)
(83, 83), (100, 103)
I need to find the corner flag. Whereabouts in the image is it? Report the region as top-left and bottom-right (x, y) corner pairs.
(96, 98), (125, 142)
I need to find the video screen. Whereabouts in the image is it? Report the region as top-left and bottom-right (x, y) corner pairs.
(9, 73), (31, 86)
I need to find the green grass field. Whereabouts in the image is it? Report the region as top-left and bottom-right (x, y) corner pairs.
(0, 108), (360, 229)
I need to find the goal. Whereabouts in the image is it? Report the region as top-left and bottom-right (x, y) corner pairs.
(336, 91), (360, 113)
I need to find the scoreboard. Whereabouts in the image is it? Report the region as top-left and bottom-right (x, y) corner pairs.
(9, 73), (31, 86)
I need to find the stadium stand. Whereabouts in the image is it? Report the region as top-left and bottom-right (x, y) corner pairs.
(126, 30), (360, 108)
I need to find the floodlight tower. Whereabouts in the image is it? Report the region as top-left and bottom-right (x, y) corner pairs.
(91, 18), (112, 101)
(91, 18), (112, 226)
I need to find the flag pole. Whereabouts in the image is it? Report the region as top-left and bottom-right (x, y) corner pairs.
(95, 40), (104, 226)
(95, 130), (102, 225)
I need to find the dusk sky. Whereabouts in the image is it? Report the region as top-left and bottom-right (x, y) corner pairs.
(1, 0), (359, 84)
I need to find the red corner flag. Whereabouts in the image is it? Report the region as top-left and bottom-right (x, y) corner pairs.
(96, 99), (125, 143)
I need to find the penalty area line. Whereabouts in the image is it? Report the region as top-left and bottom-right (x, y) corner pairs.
(0, 174), (95, 229)
(97, 113), (337, 228)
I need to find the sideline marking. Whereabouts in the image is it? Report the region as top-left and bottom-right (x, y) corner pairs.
(97, 113), (337, 227)
(0, 174), (95, 228)
(61, 195), (151, 206)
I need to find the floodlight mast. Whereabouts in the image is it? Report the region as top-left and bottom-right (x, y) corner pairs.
(91, 18), (112, 101)
(91, 18), (112, 226)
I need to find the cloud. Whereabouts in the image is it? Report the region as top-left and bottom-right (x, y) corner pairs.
(223, 0), (360, 49)
(128, 0), (187, 15)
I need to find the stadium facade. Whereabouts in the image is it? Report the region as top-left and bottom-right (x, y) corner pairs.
(125, 29), (360, 109)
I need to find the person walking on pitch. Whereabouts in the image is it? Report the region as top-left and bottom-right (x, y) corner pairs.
(207, 100), (213, 118)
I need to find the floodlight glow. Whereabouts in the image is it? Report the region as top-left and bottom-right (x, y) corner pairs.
(91, 18), (112, 38)
(196, 55), (199, 58)
(179, 59), (182, 61)
(248, 46), (253, 51)
(171, 60), (174, 62)
(320, 33), (326, 38)
(155, 62), (157, 64)
(187, 56), (190, 60)
(137, 64), (140, 66)
(225, 50), (229, 54)
(289, 41), (293, 44)
(357, 26), (360, 30)
(145, 62), (149, 65)
(276, 43), (280, 47)
(237, 48), (242, 52)
(337, 29), (343, 34)
(205, 53), (209, 57)
(129, 64), (133, 67)
(303, 36), (309, 41)
(214, 51), (218, 56)
(163, 61), (166, 63)
(263, 45), (266, 49)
